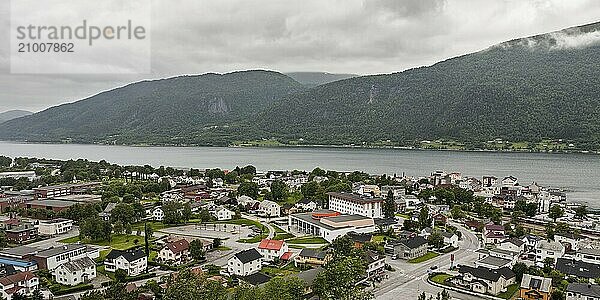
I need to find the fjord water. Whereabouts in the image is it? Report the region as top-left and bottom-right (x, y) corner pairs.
(1, 141), (599, 207)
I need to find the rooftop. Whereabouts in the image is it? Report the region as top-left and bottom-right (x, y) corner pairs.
(35, 244), (87, 258)
(520, 274), (552, 293)
(258, 239), (285, 251)
(567, 283), (600, 297)
(27, 199), (77, 208)
(477, 256), (512, 267)
(234, 249), (262, 264)
(327, 192), (383, 204)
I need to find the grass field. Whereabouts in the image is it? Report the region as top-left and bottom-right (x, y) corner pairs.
(60, 234), (144, 250)
(131, 221), (174, 232)
(261, 264), (301, 277)
(408, 252), (439, 263)
(497, 283), (519, 299)
(430, 273), (452, 284)
(285, 236), (328, 244)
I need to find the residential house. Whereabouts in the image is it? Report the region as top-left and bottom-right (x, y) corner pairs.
(347, 231), (373, 248)
(441, 231), (459, 248)
(484, 223), (506, 244)
(0, 271), (39, 299)
(54, 257), (96, 286)
(258, 200), (280, 218)
(522, 235), (543, 253)
(228, 249), (262, 277)
(38, 218), (73, 236)
(294, 249), (331, 267)
(475, 255), (513, 269)
(212, 206), (234, 221)
(519, 274), (552, 300)
(104, 248), (147, 276)
(576, 248), (600, 264)
(295, 267), (323, 297)
(453, 266), (516, 296)
(5, 224), (37, 244)
(158, 239), (190, 265)
(555, 232), (584, 252)
(363, 250), (385, 280)
(99, 202), (117, 221)
(388, 236), (428, 260)
(152, 207), (164, 222)
(498, 238), (525, 254)
(556, 258), (600, 280)
(257, 239), (288, 262)
(295, 199), (317, 211)
(535, 240), (565, 265)
(566, 283), (600, 300)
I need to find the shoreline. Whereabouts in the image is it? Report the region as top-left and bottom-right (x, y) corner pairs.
(1, 140), (598, 155)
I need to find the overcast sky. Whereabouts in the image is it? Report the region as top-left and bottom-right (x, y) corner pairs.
(1, 0), (599, 112)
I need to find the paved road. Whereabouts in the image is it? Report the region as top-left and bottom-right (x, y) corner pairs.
(375, 222), (482, 300)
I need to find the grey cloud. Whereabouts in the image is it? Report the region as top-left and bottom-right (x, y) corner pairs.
(1, 0), (600, 112)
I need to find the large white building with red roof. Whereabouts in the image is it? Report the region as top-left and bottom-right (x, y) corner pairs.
(257, 239), (289, 261)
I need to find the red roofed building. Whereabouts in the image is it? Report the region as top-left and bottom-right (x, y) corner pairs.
(158, 239), (190, 265)
(0, 271), (39, 299)
(258, 239), (288, 261)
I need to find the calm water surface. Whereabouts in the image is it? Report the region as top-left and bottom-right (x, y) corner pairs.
(1, 142), (599, 207)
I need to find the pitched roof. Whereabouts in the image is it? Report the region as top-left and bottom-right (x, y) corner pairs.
(165, 239), (190, 254)
(502, 238), (525, 247)
(459, 265), (515, 282)
(579, 248), (600, 256)
(58, 257), (95, 272)
(298, 248), (327, 260)
(0, 271), (37, 287)
(485, 223), (504, 231)
(258, 239), (284, 251)
(397, 236), (428, 249)
(280, 251), (294, 261)
(520, 274), (552, 293)
(106, 248), (146, 263)
(567, 283), (600, 297)
(295, 267), (323, 286)
(536, 240), (564, 252)
(234, 249), (262, 264)
(556, 258), (600, 279)
(477, 256), (512, 268)
(347, 231), (373, 243)
(242, 272), (271, 286)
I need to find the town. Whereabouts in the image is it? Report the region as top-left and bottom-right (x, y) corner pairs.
(0, 155), (598, 300)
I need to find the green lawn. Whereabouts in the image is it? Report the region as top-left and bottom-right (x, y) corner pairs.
(273, 233), (294, 240)
(214, 246), (232, 251)
(237, 234), (268, 243)
(288, 245), (306, 249)
(372, 235), (386, 243)
(285, 236), (328, 244)
(271, 224), (286, 233)
(261, 264), (301, 277)
(498, 283), (519, 299)
(60, 234), (145, 250)
(131, 221), (174, 232)
(395, 213), (411, 219)
(148, 250), (158, 262)
(215, 218), (267, 232)
(408, 252), (439, 263)
(430, 273), (452, 284)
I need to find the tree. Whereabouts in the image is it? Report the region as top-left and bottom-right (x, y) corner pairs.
(111, 203), (136, 224)
(182, 202), (192, 223)
(270, 180), (288, 201)
(512, 262), (528, 281)
(543, 257), (555, 273)
(163, 202), (183, 224)
(32, 288), (43, 300)
(575, 205), (588, 219)
(0, 156), (12, 167)
(383, 190), (396, 219)
(113, 221), (124, 234)
(115, 269), (128, 282)
(450, 205), (465, 220)
(238, 182), (259, 199)
(189, 240), (206, 260)
(314, 256), (373, 300)
(549, 204), (564, 222)
(213, 238), (222, 249)
(427, 231), (444, 249)
(418, 206), (431, 229)
(144, 222), (152, 257)
(163, 269), (227, 300)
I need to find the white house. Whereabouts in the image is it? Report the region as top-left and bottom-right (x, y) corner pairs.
(33, 244), (98, 271)
(228, 249), (263, 276)
(327, 192), (382, 218)
(364, 250), (385, 280)
(575, 248), (600, 264)
(257, 239), (288, 261)
(212, 206), (234, 221)
(37, 218), (73, 236)
(555, 232), (584, 252)
(104, 248), (147, 276)
(535, 240), (565, 265)
(158, 239), (190, 265)
(54, 257), (96, 286)
(498, 238), (525, 254)
(152, 207), (164, 222)
(0, 271), (39, 299)
(441, 231), (459, 248)
(454, 266), (516, 296)
(99, 203), (117, 221)
(258, 200), (280, 217)
(295, 199), (317, 211)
